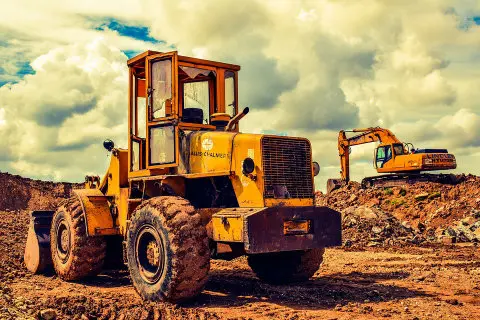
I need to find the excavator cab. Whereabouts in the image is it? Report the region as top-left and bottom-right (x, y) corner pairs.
(374, 143), (406, 169)
(374, 144), (392, 168)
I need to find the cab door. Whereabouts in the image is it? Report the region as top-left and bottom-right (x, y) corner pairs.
(145, 52), (179, 170)
(374, 145), (393, 171)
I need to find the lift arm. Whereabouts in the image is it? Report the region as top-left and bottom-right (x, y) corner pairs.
(338, 127), (402, 183)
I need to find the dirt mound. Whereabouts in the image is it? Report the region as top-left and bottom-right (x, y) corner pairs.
(0, 172), (80, 211)
(316, 174), (480, 246)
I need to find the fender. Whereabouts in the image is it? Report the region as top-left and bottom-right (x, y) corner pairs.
(73, 189), (119, 236)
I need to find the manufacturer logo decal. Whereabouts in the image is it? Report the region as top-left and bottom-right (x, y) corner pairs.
(202, 138), (213, 151)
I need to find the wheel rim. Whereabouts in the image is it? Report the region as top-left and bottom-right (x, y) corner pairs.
(135, 225), (165, 284)
(55, 218), (71, 263)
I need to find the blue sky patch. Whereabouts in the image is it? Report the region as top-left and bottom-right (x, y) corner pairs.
(122, 50), (142, 59)
(457, 15), (480, 30)
(16, 62), (35, 77)
(93, 17), (162, 44)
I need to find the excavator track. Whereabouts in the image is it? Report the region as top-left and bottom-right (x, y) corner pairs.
(361, 173), (459, 189)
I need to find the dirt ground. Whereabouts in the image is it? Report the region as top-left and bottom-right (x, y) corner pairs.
(1, 211), (480, 320)
(1, 172), (480, 319)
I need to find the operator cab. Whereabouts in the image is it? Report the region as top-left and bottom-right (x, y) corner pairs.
(127, 51), (240, 177)
(374, 143), (404, 168)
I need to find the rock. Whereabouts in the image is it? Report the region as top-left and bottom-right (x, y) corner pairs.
(473, 228), (480, 240)
(354, 206), (378, 220)
(445, 227), (457, 237)
(435, 227), (445, 237)
(456, 225), (477, 241)
(428, 191), (441, 200)
(372, 226), (383, 234)
(39, 309), (57, 320)
(348, 194), (358, 202)
(461, 216), (477, 226)
(441, 236), (455, 245)
(367, 241), (382, 247)
(402, 221), (412, 229)
(417, 222), (426, 233)
(445, 298), (459, 305)
(415, 193), (429, 201)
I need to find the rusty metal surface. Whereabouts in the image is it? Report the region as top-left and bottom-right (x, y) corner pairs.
(24, 210), (54, 274)
(244, 206), (341, 254)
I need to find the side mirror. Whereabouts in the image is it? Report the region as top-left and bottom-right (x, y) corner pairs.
(103, 139), (115, 152)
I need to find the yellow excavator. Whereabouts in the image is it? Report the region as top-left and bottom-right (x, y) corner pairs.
(326, 127), (457, 193)
(24, 50), (341, 302)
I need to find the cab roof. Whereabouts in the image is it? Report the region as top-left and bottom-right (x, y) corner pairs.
(127, 50), (241, 71)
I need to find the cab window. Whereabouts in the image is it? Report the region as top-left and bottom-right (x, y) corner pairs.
(151, 59), (172, 119)
(149, 125), (175, 165)
(225, 71), (236, 116)
(376, 146), (392, 168)
(179, 66), (216, 124)
(393, 143), (404, 155)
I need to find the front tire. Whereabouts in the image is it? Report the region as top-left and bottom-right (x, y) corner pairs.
(126, 196), (210, 302)
(50, 197), (106, 280)
(248, 248), (325, 284)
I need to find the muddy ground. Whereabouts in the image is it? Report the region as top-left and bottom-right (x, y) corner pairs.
(1, 209), (480, 320)
(1, 172), (480, 319)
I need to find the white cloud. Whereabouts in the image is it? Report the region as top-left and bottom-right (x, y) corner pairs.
(0, 38), (128, 181)
(0, 0), (479, 191)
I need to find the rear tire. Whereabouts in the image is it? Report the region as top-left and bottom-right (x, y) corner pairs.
(50, 197), (106, 280)
(248, 248), (325, 284)
(126, 196), (210, 302)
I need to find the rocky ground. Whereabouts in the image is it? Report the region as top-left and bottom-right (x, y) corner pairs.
(316, 174), (480, 247)
(1, 172), (480, 319)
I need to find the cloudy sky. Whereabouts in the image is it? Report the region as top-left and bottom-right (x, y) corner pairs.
(0, 0), (479, 191)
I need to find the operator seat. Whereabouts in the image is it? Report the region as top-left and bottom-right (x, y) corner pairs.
(183, 108), (204, 124)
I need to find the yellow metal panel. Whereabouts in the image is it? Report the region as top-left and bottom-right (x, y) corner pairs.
(212, 215), (243, 242)
(212, 208), (264, 242)
(230, 134), (265, 207)
(118, 188), (130, 236)
(73, 189), (118, 236)
(100, 149), (129, 197)
(189, 131), (236, 173)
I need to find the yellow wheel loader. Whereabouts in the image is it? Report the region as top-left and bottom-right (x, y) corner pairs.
(24, 51), (341, 302)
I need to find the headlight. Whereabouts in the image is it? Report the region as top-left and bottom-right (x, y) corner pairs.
(242, 157), (255, 174)
(313, 161), (320, 176)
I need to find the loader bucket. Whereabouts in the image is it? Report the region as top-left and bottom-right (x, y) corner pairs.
(24, 210), (55, 274)
(326, 178), (343, 194)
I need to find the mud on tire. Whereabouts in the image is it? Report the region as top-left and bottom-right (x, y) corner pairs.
(126, 196), (210, 302)
(248, 248), (325, 284)
(50, 196), (106, 280)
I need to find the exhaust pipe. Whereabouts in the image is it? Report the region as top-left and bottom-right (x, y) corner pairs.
(225, 107), (249, 131)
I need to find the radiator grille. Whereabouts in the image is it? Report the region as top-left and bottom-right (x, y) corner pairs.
(262, 136), (313, 199)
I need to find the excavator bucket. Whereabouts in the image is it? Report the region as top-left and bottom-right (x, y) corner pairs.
(24, 210), (54, 274)
(326, 178), (343, 194)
